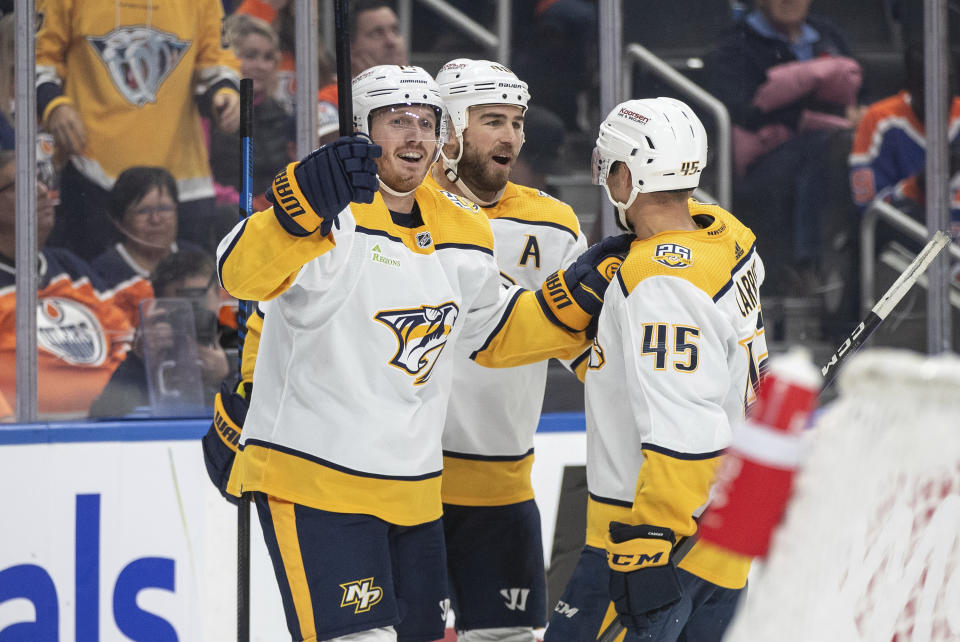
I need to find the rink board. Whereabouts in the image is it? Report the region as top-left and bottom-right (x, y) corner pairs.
(0, 415), (585, 641)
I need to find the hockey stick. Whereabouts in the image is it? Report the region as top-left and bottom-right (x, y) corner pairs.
(334, 0), (353, 136)
(597, 231), (952, 642)
(820, 229), (951, 389)
(236, 77), (253, 642)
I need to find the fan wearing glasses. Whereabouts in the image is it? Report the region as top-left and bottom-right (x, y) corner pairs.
(91, 166), (207, 329)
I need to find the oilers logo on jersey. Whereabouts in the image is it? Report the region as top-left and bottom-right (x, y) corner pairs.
(375, 302), (459, 385)
(37, 298), (108, 366)
(88, 27), (189, 106)
(652, 243), (693, 269)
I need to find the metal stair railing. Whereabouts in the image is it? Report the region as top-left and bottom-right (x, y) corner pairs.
(861, 199), (960, 315)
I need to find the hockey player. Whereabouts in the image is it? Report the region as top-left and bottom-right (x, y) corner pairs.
(427, 59), (589, 641)
(543, 98), (768, 642)
(216, 65), (631, 642)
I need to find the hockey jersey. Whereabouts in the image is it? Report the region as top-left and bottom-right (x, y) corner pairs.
(0, 248), (132, 418)
(35, 0), (241, 201)
(849, 91), (960, 211)
(91, 243), (156, 328)
(217, 183), (590, 526)
(426, 174), (588, 506)
(583, 200), (767, 590)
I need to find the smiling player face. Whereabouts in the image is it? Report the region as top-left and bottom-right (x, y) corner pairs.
(369, 104), (440, 194)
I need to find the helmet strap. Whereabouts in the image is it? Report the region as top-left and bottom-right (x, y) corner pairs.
(603, 184), (639, 232)
(379, 177), (417, 198)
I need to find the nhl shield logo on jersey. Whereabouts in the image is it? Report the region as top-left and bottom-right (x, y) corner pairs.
(416, 231), (433, 248)
(375, 302), (460, 385)
(88, 27), (189, 106)
(37, 298), (108, 366)
(652, 243), (693, 269)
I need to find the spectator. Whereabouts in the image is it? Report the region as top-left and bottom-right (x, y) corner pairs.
(210, 14), (295, 212)
(36, 0), (242, 261)
(849, 43), (960, 232)
(0, 14), (13, 150)
(314, 0), (410, 143)
(90, 249), (229, 418)
(509, 104), (569, 195)
(512, 0), (598, 132)
(92, 167), (203, 329)
(0, 148), (131, 419)
(702, 0), (863, 298)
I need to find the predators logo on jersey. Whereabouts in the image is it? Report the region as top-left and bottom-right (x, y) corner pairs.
(339, 577), (383, 613)
(375, 302), (459, 385)
(652, 243), (693, 269)
(88, 27), (189, 106)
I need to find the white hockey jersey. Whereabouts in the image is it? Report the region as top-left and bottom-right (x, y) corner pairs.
(583, 200), (767, 590)
(216, 184), (590, 526)
(428, 176), (588, 506)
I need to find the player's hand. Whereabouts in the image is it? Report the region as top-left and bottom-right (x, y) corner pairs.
(606, 521), (684, 636)
(46, 103), (86, 156)
(267, 136), (381, 237)
(538, 233), (633, 332)
(213, 90), (241, 134)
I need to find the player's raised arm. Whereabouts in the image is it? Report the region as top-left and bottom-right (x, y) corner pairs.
(465, 233), (633, 368)
(216, 137), (380, 301)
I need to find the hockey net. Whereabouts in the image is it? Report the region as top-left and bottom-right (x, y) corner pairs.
(724, 349), (960, 642)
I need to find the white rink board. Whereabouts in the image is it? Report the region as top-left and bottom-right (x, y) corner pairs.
(0, 419), (585, 640)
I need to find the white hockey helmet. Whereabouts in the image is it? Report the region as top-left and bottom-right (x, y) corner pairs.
(435, 58), (530, 142)
(352, 64), (448, 145)
(593, 97), (707, 228)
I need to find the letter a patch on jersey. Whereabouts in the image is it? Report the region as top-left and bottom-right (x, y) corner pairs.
(518, 234), (541, 269)
(375, 302), (460, 385)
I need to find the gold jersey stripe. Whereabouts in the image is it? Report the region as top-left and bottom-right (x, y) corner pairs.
(236, 443), (442, 526)
(441, 453), (535, 506)
(267, 496), (317, 638)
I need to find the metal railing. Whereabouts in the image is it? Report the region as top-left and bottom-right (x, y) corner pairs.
(397, 0), (511, 64)
(624, 43), (732, 211)
(860, 199), (960, 316)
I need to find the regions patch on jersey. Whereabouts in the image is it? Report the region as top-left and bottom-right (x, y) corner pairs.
(88, 27), (189, 106)
(438, 189), (480, 212)
(374, 302), (459, 385)
(370, 244), (401, 268)
(651, 243), (693, 269)
(37, 297), (108, 366)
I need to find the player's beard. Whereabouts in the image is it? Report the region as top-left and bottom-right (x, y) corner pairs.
(457, 140), (512, 195)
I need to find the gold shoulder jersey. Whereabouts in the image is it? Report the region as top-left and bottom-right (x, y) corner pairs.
(36, 0), (240, 200)
(583, 200), (768, 589)
(216, 183), (590, 526)
(423, 175), (589, 506)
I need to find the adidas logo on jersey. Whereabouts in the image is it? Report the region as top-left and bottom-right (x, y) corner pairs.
(339, 578), (383, 613)
(371, 244), (401, 267)
(500, 588), (530, 611)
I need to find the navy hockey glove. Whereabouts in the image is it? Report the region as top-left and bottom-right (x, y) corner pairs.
(537, 233), (633, 332)
(606, 521), (684, 636)
(267, 135), (381, 237)
(201, 378), (249, 506)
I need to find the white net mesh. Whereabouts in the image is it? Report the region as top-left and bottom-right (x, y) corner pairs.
(724, 349), (960, 642)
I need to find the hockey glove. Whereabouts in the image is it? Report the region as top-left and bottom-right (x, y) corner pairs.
(537, 233), (633, 332)
(201, 378), (249, 506)
(267, 135), (381, 237)
(606, 521), (684, 636)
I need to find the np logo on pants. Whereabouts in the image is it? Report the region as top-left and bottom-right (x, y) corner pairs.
(340, 578), (384, 613)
